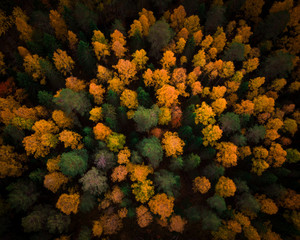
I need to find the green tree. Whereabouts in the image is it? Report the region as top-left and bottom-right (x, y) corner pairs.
(133, 105), (160, 132)
(154, 169), (180, 197)
(59, 149), (88, 177)
(137, 137), (163, 168)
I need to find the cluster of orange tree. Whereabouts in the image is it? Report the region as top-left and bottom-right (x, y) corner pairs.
(0, 0), (299, 239)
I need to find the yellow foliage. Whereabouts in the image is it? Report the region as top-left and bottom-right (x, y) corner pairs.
(161, 51), (176, 70)
(202, 124), (223, 147)
(120, 89), (138, 109)
(132, 49), (148, 70)
(53, 49), (75, 76)
(158, 107), (172, 125)
(156, 84), (179, 107)
(89, 107), (102, 122)
(194, 102), (216, 125)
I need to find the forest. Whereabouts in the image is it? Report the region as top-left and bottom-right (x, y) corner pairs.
(0, 0), (299, 239)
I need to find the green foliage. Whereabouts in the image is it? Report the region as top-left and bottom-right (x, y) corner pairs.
(78, 226), (92, 240)
(236, 193), (260, 214)
(133, 105), (160, 132)
(184, 153), (201, 171)
(202, 163), (224, 181)
(21, 205), (49, 232)
(46, 211), (70, 234)
(207, 195), (227, 215)
(6, 181), (39, 212)
(286, 148), (300, 163)
(79, 193), (96, 213)
(148, 20), (174, 58)
(154, 170), (180, 197)
(219, 112), (241, 134)
(205, 5), (226, 34)
(137, 87), (153, 108)
(169, 156), (184, 171)
(37, 91), (53, 107)
(223, 42), (245, 62)
(53, 88), (92, 116)
(200, 209), (222, 231)
(246, 125), (266, 144)
(77, 40), (97, 76)
(94, 149), (116, 171)
(137, 137), (163, 168)
(59, 149), (88, 177)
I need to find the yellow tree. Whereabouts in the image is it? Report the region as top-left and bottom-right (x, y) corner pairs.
(52, 110), (73, 129)
(161, 51), (176, 70)
(194, 102), (216, 125)
(202, 124), (223, 147)
(15, 17), (33, 42)
(120, 89), (138, 109)
(68, 30), (78, 50)
(53, 49), (75, 76)
(132, 49), (148, 70)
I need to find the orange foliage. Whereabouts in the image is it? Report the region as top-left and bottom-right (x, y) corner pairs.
(49, 10), (67, 41)
(162, 131), (185, 157)
(111, 165), (128, 182)
(46, 155), (61, 172)
(171, 106), (182, 128)
(136, 205), (153, 228)
(253, 95), (275, 114)
(267, 143), (286, 167)
(59, 130), (83, 149)
(89, 83), (105, 105)
(0, 145), (25, 178)
(52, 110), (73, 129)
(67, 30), (78, 50)
(161, 51), (176, 70)
(92, 221), (103, 237)
(113, 59), (137, 85)
(132, 49), (148, 70)
(156, 84), (179, 108)
(169, 215), (187, 233)
(15, 17), (33, 42)
(111, 30), (127, 58)
(256, 195), (278, 215)
(127, 163), (153, 182)
(65, 77), (86, 92)
(93, 123), (112, 141)
(97, 65), (112, 83)
(128, 20), (143, 37)
(170, 5), (186, 31)
(117, 147), (131, 164)
(110, 185), (124, 204)
(56, 193), (80, 215)
(148, 193), (174, 220)
(193, 176), (211, 194)
(99, 213), (123, 235)
(211, 98), (227, 115)
(184, 15), (200, 34)
(235, 100), (255, 115)
(44, 172), (68, 193)
(215, 142), (238, 167)
(215, 176), (236, 198)
(89, 107), (102, 122)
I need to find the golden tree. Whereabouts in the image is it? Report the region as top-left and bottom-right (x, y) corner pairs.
(215, 176), (236, 198)
(120, 89), (138, 109)
(56, 193), (80, 215)
(193, 176), (211, 194)
(148, 193), (174, 220)
(215, 142), (238, 168)
(49, 10), (68, 41)
(53, 49), (75, 76)
(162, 131), (185, 157)
(59, 130), (83, 149)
